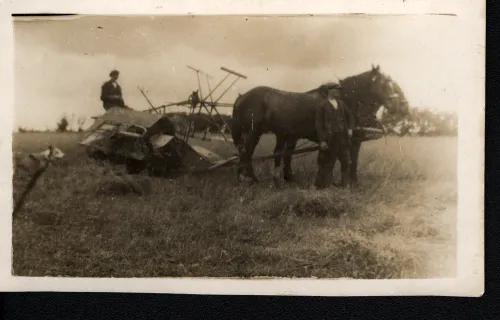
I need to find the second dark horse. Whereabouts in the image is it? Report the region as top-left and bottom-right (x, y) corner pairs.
(231, 64), (409, 185)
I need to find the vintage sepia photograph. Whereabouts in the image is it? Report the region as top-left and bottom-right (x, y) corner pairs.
(2, 0), (484, 296)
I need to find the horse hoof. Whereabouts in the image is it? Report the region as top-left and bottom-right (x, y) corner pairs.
(273, 178), (284, 189)
(338, 182), (349, 189)
(240, 176), (257, 185)
(273, 173), (282, 182)
(237, 174), (246, 183)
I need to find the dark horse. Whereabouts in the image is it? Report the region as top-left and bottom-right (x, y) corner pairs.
(231, 64), (409, 185)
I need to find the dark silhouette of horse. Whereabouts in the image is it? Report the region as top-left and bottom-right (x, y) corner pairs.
(231, 64), (409, 184)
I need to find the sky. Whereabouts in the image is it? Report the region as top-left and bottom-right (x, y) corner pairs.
(13, 14), (462, 131)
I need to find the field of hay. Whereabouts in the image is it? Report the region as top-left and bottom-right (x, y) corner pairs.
(11, 131), (457, 279)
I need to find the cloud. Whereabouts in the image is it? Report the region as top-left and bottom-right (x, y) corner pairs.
(14, 15), (371, 69)
(13, 15), (464, 130)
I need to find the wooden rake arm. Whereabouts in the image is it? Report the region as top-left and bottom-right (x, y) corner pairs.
(220, 66), (247, 79)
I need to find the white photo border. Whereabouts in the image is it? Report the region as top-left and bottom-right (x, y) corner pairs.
(0, 0), (485, 296)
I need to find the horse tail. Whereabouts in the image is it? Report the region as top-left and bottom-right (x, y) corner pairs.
(231, 87), (270, 152)
(231, 94), (245, 151)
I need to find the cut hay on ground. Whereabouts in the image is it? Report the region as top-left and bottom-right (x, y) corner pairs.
(12, 132), (457, 279)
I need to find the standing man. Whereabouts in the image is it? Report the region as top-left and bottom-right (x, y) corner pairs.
(100, 69), (126, 111)
(314, 82), (355, 189)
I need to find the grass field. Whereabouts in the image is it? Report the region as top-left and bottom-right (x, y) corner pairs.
(11, 131), (457, 279)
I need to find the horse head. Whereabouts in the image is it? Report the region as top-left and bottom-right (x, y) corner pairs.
(366, 65), (409, 117)
(388, 78), (410, 116)
(338, 65), (410, 127)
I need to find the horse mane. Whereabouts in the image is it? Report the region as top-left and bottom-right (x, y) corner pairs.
(305, 87), (323, 95)
(339, 69), (376, 89)
(305, 68), (377, 95)
(305, 67), (409, 119)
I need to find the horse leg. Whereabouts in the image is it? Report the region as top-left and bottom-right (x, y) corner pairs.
(236, 133), (247, 182)
(339, 137), (351, 188)
(273, 135), (286, 183)
(243, 130), (262, 183)
(349, 141), (361, 186)
(283, 139), (297, 182)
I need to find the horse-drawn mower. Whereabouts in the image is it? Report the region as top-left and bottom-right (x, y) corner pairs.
(80, 107), (229, 176)
(80, 66), (256, 178)
(79, 106), (325, 178)
(80, 65), (389, 180)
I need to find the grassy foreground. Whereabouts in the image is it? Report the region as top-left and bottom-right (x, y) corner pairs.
(12, 132), (457, 279)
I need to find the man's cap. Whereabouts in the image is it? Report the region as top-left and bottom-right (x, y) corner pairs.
(109, 70), (119, 77)
(318, 82), (342, 95)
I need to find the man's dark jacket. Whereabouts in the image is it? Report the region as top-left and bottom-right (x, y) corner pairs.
(100, 80), (125, 109)
(315, 98), (355, 143)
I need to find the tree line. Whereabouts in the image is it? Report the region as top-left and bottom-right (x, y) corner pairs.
(383, 107), (457, 137)
(16, 108), (456, 137)
(170, 108), (458, 137)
